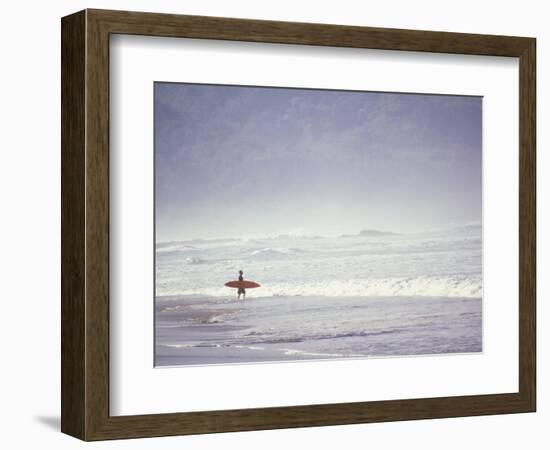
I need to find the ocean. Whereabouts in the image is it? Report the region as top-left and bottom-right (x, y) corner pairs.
(155, 225), (482, 366)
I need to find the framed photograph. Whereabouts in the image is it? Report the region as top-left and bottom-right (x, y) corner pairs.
(61, 9), (536, 441)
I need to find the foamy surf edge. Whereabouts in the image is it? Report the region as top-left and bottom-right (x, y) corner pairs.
(157, 274), (482, 299)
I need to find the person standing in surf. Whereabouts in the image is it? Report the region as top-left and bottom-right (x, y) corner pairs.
(237, 270), (246, 300)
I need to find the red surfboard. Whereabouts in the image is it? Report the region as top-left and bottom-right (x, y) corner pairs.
(224, 280), (261, 289)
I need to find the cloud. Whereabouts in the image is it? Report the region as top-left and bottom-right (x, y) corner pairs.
(154, 83), (481, 240)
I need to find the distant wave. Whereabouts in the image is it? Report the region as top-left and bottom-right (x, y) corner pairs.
(157, 274), (482, 298)
(249, 247), (306, 257)
(156, 244), (197, 254)
(155, 222), (480, 248)
(185, 257), (208, 265)
(340, 229), (401, 238)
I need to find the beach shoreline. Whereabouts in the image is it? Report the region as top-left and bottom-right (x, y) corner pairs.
(155, 295), (482, 367)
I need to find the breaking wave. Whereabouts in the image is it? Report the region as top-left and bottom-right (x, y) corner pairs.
(248, 247), (306, 257)
(158, 274), (481, 299)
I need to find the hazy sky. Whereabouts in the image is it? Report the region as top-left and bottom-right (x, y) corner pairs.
(155, 82), (481, 242)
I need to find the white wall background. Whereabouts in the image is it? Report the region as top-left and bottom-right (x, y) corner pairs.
(0, 0), (546, 448)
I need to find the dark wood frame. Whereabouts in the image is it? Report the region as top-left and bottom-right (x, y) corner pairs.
(61, 8), (536, 441)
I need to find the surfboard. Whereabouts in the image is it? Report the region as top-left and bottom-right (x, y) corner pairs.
(224, 280), (261, 289)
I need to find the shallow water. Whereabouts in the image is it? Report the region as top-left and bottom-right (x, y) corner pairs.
(155, 295), (481, 366)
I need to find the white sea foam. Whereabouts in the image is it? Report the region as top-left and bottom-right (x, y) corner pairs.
(185, 257), (208, 265)
(156, 244), (197, 254)
(249, 247), (305, 257)
(281, 348), (366, 358)
(156, 226), (482, 299)
(159, 275), (481, 299)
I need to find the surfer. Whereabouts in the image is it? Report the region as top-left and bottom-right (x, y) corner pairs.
(237, 270), (246, 300)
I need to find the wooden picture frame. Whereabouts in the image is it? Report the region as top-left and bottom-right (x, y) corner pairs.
(61, 9), (536, 441)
